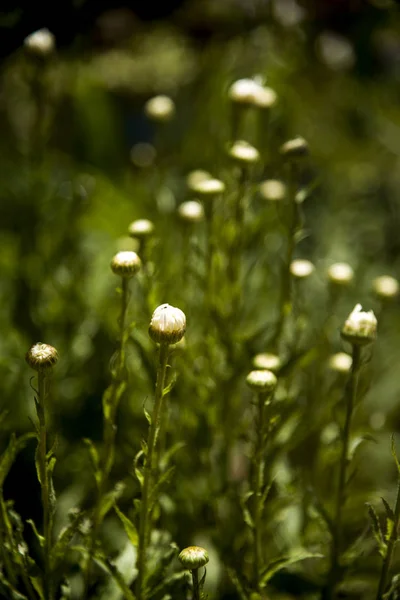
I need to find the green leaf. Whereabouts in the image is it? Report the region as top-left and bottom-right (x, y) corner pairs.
(162, 374), (177, 398)
(366, 503), (386, 557)
(144, 407), (152, 425)
(133, 450), (144, 487)
(381, 497), (395, 542)
(93, 552), (137, 600)
(83, 438), (102, 488)
(27, 519), (45, 548)
(259, 551), (324, 588)
(148, 467), (175, 513)
(226, 568), (249, 600)
(114, 504), (139, 547)
(52, 510), (86, 571)
(99, 482), (125, 522)
(392, 435), (400, 474)
(159, 442), (185, 472)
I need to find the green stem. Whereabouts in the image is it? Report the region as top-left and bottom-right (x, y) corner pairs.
(83, 277), (130, 593)
(326, 344), (362, 600)
(376, 479), (400, 600)
(192, 568), (200, 600)
(38, 370), (52, 600)
(136, 342), (170, 600)
(253, 391), (267, 591)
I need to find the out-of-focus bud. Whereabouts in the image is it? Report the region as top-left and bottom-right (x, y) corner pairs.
(128, 219), (155, 240)
(144, 95), (175, 122)
(149, 304), (186, 345)
(259, 180), (286, 202)
(252, 353), (281, 373)
(341, 304), (377, 346)
(26, 343), (59, 371)
(178, 546), (209, 570)
(186, 170), (213, 192)
(372, 275), (399, 300)
(246, 369), (277, 393)
(327, 262), (354, 286)
(328, 352), (352, 374)
(189, 177), (225, 197)
(228, 78), (277, 110)
(24, 28), (55, 57)
(290, 259), (315, 279)
(229, 140), (260, 165)
(110, 251), (141, 277)
(280, 137), (309, 159)
(178, 201), (204, 223)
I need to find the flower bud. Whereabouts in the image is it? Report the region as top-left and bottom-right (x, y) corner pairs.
(328, 352), (352, 374)
(327, 262), (354, 286)
(229, 140), (260, 165)
(228, 78), (277, 110)
(149, 304), (186, 345)
(179, 546), (209, 570)
(178, 201), (204, 223)
(259, 179), (286, 202)
(252, 353), (281, 373)
(280, 137), (309, 159)
(144, 95), (175, 122)
(26, 343), (59, 371)
(190, 178), (225, 197)
(246, 369), (277, 393)
(290, 259), (314, 279)
(24, 28), (55, 57)
(128, 219), (155, 239)
(341, 303), (377, 345)
(372, 275), (399, 300)
(110, 251), (141, 277)
(186, 170), (213, 192)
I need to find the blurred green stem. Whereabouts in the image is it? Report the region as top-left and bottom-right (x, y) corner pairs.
(136, 342), (170, 600)
(191, 568), (201, 600)
(253, 391), (268, 591)
(326, 344), (362, 600)
(376, 479), (400, 600)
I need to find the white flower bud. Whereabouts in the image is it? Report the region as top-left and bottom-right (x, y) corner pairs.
(372, 275), (399, 300)
(190, 178), (225, 197)
(110, 251), (141, 277)
(26, 343), (59, 371)
(229, 140), (260, 165)
(259, 179), (286, 201)
(290, 259), (315, 279)
(24, 28), (55, 56)
(149, 304), (186, 345)
(328, 352), (352, 374)
(252, 353), (281, 373)
(327, 262), (354, 286)
(228, 78), (277, 109)
(178, 201), (204, 223)
(341, 303), (377, 345)
(179, 546), (209, 570)
(186, 170), (213, 192)
(128, 219), (155, 239)
(280, 137), (309, 159)
(144, 95), (175, 122)
(246, 369), (277, 393)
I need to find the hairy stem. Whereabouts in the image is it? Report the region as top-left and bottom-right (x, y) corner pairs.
(38, 370), (52, 600)
(192, 568), (200, 600)
(136, 342), (170, 600)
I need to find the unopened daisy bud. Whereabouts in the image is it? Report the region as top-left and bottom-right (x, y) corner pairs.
(290, 259), (315, 279)
(372, 275), (399, 300)
(341, 303), (377, 345)
(259, 179), (286, 202)
(149, 304), (186, 345)
(252, 353), (281, 373)
(190, 178), (226, 197)
(327, 262), (354, 286)
(186, 170), (213, 192)
(328, 352), (352, 374)
(110, 251), (141, 278)
(24, 28), (55, 56)
(178, 201), (204, 223)
(229, 140), (260, 165)
(246, 369), (277, 393)
(280, 137), (309, 159)
(179, 546), (209, 570)
(128, 219), (155, 239)
(254, 85), (278, 110)
(26, 343), (59, 371)
(228, 78), (262, 105)
(144, 95), (175, 122)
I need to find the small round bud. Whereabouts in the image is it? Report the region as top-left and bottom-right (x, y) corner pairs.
(280, 137), (309, 159)
(327, 262), (354, 286)
(186, 170), (213, 192)
(144, 95), (175, 122)
(178, 201), (204, 223)
(229, 140), (260, 165)
(128, 219), (155, 239)
(246, 369), (277, 393)
(24, 28), (55, 56)
(341, 303), (377, 345)
(228, 78), (263, 105)
(253, 85), (278, 109)
(290, 259), (315, 279)
(179, 546), (209, 570)
(328, 352), (352, 374)
(372, 275), (399, 300)
(149, 304), (186, 345)
(26, 343), (59, 371)
(259, 179), (286, 202)
(252, 353), (281, 373)
(190, 178), (226, 197)
(110, 251), (141, 277)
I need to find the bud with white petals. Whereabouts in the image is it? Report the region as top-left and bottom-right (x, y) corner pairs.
(341, 304), (377, 345)
(149, 304), (186, 345)
(111, 251), (141, 278)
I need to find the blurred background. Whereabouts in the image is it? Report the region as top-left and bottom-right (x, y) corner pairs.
(1, 0), (400, 597)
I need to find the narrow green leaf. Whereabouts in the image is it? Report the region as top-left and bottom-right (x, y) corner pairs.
(242, 506), (254, 530)
(159, 442), (185, 472)
(133, 450), (144, 487)
(391, 435), (400, 474)
(93, 551), (136, 600)
(99, 482), (125, 522)
(148, 467), (175, 513)
(381, 497), (395, 523)
(144, 407), (152, 426)
(83, 438), (101, 487)
(162, 374), (177, 398)
(52, 510), (86, 571)
(114, 504), (139, 547)
(259, 551), (323, 588)
(226, 568), (249, 600)
(26, 519), (45, 548)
